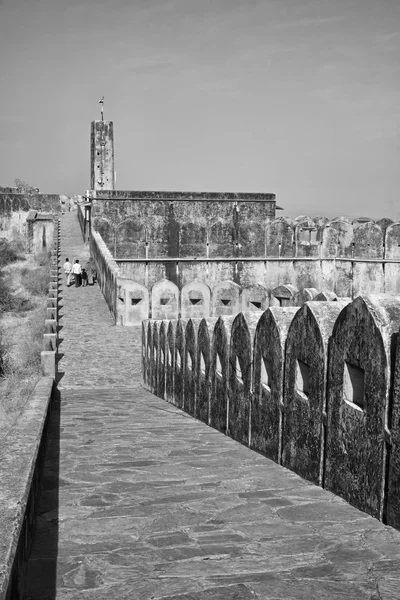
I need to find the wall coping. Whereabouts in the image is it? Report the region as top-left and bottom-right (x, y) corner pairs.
(0, 377), (54, 599)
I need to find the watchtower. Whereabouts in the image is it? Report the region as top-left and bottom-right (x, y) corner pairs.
(90, 120), (115, 191)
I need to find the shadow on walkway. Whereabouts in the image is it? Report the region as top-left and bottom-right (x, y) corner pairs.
(22, 389), (61, 598)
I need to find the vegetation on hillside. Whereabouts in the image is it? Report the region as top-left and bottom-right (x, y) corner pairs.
(0, 238), (51, 435)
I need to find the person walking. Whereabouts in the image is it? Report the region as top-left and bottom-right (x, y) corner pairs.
(81, 268), (88, 287)
(63, 258), (72, 286)
(72, 259), (82, 287)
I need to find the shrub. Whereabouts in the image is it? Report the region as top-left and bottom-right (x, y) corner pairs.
(0, 239), (21, 269)
(21, 266), (50, 297)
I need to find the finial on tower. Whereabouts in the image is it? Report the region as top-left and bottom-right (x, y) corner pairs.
(98, 96), (104, 121)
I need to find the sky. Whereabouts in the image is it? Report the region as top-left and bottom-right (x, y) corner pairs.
(0, 0), (399, 219)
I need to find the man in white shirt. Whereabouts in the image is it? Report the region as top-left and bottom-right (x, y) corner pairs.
(63, 258), (72, 286)
(72, 259), (82, 287)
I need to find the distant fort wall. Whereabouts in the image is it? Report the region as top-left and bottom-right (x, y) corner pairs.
(142, 296), (400, 530)
(80, 195), (400, 325)
(0, 193), (63, 253)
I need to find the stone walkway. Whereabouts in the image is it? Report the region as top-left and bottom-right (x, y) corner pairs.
(23, 211), (400, 600)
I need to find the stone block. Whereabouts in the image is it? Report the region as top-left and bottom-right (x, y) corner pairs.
(157, 321), (168, 399)
(240, 283), (269, 313)
(184, 319), (202, 416)
(314, 291), (338, 301)
(228, 313), (259, 446)
(151, 279), (179, 320)
(141, 320), (148, 387)
(271, 284), (298, 307)
(44, 319), (57, 334)
(265, 217), (295, 258)
(47, 298), (57, 308)
(41, 350), (55, 378)
(210, 316), (232, 433)
(174, 320), (187, 409)
(282, 301), (348, 485)
(196, 317), (219, 424)
(181, 280), (211, 319)
(295, 287), (318, 305)
(353, 222), (384, 259)
(151, 321), (161, 396)
(251, 307), (298, 462)
(295, 217), (320, 258)
(118, 280), (149, 325)
(321, 219), (353, 258)
(211, 280), (241, 317)
(46, 307), (57, 320)
(43, 333), (56, 352)
(325, 295), (400, 521)
(145, 321), (153, 392)
(166, 321), (177, 404)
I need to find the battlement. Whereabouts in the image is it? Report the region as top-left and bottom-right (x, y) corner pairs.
(142, 295), (400, 529)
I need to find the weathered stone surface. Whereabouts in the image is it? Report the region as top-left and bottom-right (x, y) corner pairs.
(117, 279), (149, 325)
(184, 319), (202, 416)
(196, 318), (218, 425)
(174, 320), (187, 409)
(228, 313), (258, 446)
(265, 217), (294, 258)
(152, 279), (179, 320)
(325, 295), (400, 521)
(166, 321), (177, 404)
(271, 284), (298, 307)
(181, 281), (211, 320)
(240, 283), (269, 313)
(211, 280), (241, 317)
(157, 321), (168, 400)
(210, 317), (231, 433)
(251, 307), (297, 461)
(295, 217), (320, 258)
(282, 301), (349, 484)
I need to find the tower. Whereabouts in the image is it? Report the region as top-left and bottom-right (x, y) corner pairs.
(90, 120), (115, 191)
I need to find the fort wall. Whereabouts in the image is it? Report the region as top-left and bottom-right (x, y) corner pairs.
(142, 297), (400, 530)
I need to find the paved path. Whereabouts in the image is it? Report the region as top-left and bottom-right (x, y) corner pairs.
(24, 211), (400, 600)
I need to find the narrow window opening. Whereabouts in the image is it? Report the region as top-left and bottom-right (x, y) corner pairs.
(190, 298), (202, 306)
(250, 301), (262, 310)
(160, 298), (169, 306)
(344, 362), (365, 411)
(200, 351), (206, 375)
(131, 298), (142, 305)
(118, 296), (125, 304)
(296, 359), (310, 396)
(235, 356), (243, 384)
(261, 357), (273, 392)
(216, 353), (223, 376)
(221, 298), (231, 306)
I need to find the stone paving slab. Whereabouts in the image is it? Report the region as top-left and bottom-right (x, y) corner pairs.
(24, 388), (400, 599)
(23, 211), (400, 600)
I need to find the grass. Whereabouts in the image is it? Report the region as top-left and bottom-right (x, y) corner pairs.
(0, 240), (51, 436)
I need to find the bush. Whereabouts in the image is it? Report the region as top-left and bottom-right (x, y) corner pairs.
(0, 239), (22, 269)
(21, 266), (50, 297)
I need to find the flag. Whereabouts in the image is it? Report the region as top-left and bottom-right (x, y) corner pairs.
(99, 96), (104, 104)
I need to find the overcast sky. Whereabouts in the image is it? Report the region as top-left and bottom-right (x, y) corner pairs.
(0, 0), (399, 219)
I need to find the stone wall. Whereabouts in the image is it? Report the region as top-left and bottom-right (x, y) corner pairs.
(0, 193), (62, 243)
(142, 295), (400, 530)
(88, 204), (400, 324)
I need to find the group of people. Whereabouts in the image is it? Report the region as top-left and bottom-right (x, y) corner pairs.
(63, 258), (97, 288)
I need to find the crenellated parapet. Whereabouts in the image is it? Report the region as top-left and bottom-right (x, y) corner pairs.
(142, 295), (400, 529)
